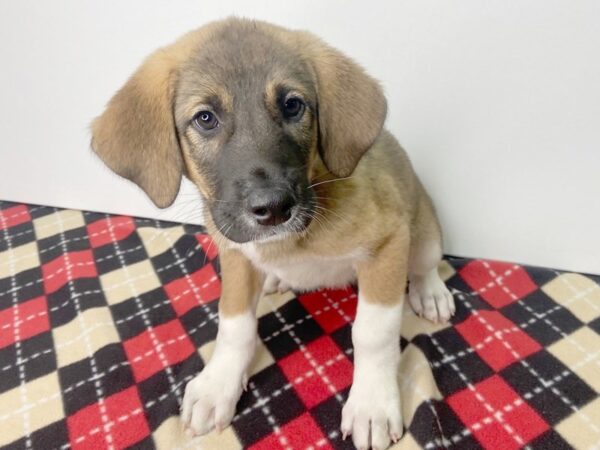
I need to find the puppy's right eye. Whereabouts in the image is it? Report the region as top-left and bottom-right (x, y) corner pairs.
(281, 97), (305, 121)
(193, 111), (219, 131)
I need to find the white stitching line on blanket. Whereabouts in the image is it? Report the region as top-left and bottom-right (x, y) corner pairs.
(319, 290), (353, 323)
(0, 204), (33, 449)
(262, 292), (356, 342)
(107, 214), (183, 415)
(555, 270), (600, 314)
(248, 379), (291, 450)
(156, 218), (221, 407)
(473, 264), (519, 295)
(55, 210), (115, 449)
(269, 294), (345, 405)
(0, 205), (43, 221)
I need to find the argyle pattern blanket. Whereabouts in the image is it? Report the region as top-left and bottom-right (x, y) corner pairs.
(1, 200), (599, 450)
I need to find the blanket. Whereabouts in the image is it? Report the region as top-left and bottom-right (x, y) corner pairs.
(1, 200), (599, 449)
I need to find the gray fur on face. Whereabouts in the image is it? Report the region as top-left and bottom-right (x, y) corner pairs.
(174, 24), (318, 243)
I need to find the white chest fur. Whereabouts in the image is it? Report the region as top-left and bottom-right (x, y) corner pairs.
(238, 243), (368, 291)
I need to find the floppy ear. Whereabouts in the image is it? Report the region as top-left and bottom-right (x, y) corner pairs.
(298, 33), (387, 177)
(91, 46), (185, 208)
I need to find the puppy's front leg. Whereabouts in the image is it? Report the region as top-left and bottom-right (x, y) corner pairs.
(342, 232), (408, 450)
(181, 249), (262, 436)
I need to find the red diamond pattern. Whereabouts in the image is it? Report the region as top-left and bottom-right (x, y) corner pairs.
(460, 260), (537, 308)
(42, 250), (97, 294)
(164, 264), (220, 316)
(123, 319), (195, 382)
(66, 386), (150, 450)
(298, 287), (357, 333)
(448, 375), (549, 450)
(278, 335), (352, 408)
(0, 296), (49, 349)
(250, 412), (332, 450)
(456, 310), (541, 371)
(87, 216), (135, 248)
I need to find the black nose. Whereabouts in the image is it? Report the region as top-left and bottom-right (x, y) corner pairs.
(248, 189), (296, 226)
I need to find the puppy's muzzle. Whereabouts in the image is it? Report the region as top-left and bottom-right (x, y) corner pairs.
(247, 188), (297, 226)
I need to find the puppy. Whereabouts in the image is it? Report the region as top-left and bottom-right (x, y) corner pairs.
(91, 18), (455, 450)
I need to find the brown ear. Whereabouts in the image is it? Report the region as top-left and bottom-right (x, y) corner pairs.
(91, 46), (185, 208)
(297, 32), (387, 177)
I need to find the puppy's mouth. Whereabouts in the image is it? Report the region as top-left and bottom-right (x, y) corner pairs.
(210, 191), (315, 244)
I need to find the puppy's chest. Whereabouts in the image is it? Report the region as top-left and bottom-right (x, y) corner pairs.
(240, 244), (367, 291)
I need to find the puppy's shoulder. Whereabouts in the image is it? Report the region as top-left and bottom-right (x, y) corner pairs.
(354, 129), (418, 211)
(363, 129), (414, 181)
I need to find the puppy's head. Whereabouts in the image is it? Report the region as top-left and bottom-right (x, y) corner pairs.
(91, 18), (386, 243)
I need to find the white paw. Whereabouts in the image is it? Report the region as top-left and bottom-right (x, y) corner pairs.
(262, 273), (291, 295)
(181, 362), (246, 436)
(408, 269), (455, 323)
(341, 372), (403, 450)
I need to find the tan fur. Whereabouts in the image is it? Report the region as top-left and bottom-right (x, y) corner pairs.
(218, 249), (263, 316)
(356, 225), (410, 306)
(179, 139), (215, 200)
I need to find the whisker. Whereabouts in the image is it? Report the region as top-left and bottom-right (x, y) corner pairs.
(312, 204), (352, 227)
(308, 175), (354, 189)
(212, 199), (242, 205)
(203, 220), (230, 265)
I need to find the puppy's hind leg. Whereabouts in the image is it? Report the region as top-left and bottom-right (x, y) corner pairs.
(408, 191), (455, 323)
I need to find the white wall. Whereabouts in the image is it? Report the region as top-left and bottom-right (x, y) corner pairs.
(1, 0), (599, 273)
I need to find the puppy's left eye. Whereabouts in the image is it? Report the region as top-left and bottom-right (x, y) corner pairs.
(193, 110), (219, 131)
(282, 97), (305, 120)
